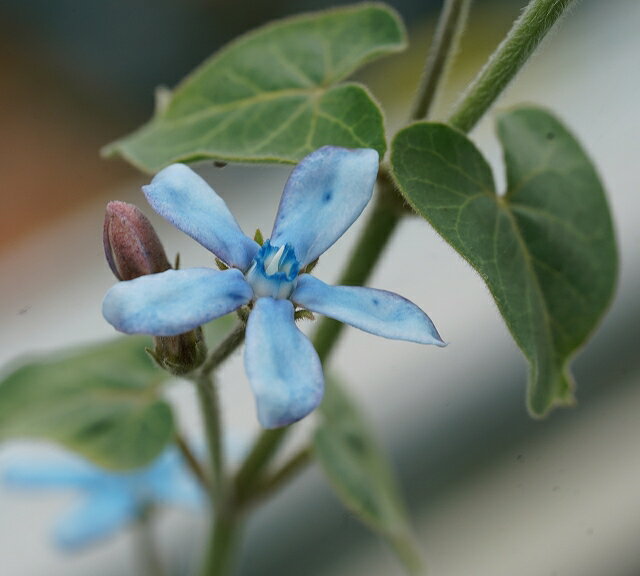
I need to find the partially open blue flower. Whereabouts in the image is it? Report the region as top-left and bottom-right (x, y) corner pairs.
(3, 447), (204, 551)
(103, 146), (445, 428)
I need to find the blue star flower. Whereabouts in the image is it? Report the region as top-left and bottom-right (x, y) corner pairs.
(103, 146), (444, 429)
(3, 447), (204, 551)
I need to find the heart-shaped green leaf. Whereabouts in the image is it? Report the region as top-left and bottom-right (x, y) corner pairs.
(390, 107), (617, 415)
(105, 4), (406, 172)
(314, 380), (422, 574)
(0, 337), (174, 470)
(0, 314), (236, 469)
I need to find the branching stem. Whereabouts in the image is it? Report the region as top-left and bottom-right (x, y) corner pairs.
(238, 445), (314, 508)
(175, 430), (210, 492)
(195, 2), (580, 573)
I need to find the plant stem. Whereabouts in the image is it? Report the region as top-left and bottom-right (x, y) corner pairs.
(201, 322), (246, 376)
(240, 446), (314, 508)
(175, 430), (210, 492)
(196, 371), (238, 576)
(196, 373), (226, 505)
(200, 513), (241, 576)
(448, 0), (576, 132)
(234, 427), (288, 501)
(411, 0), (472, 121)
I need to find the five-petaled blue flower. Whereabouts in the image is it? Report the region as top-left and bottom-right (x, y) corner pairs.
(3, 447), (203, 550)
(103, 146), (444, 429)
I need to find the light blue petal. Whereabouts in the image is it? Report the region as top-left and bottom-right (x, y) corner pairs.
(103, 268), (252, 336)
(144, 450), (205, 508)
(54, 491), (137, 550)
(3, 455), (100, 489)
(270, 147), (379, 267)
(244, 298), (323, 428)
(293, 275), (446, 346)
(143, 164), (259, 270)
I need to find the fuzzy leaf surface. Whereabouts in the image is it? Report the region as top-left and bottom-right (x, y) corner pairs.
(105, 4), (406, 171)
(314, 381), (422, 574)
(0, 314), (236, 469)
(390, 107), (617, 414)
(0, 337), (173, 470)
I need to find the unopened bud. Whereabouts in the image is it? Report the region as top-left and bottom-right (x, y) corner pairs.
(103, 201), (171, 281)
(150, 328), (207, 376)
(104, 201), (207, 375)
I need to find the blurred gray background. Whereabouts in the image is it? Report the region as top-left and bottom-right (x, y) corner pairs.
(1, 1), (639, 575)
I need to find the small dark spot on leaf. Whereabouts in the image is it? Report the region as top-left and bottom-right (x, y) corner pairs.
(546, 132), (555, 140)
(516, 453), (525, 463)
(78, 418), (115, 439)
(344, 430), (367, 455)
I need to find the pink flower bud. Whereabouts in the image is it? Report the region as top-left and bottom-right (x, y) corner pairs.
(104, 201), (206, 375)
(103, 201), (171, 280)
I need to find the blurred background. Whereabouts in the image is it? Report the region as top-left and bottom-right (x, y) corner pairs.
(1, 0), (639, 575)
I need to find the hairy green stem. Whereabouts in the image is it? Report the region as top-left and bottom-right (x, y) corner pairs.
(235, 427), (288, 501)
(193, 321), (247, 500)
(196, 373), (226, 505)
(200, 513), (241, 576)
(196, 371), (237, 576)
(201, 322), (246, 376)
(448, 0), (576, 132)
(411, 0), (472, 120)
(175, 430), (210, 492)
(241, 446), (314, 508)
(192, 323), (248, 576)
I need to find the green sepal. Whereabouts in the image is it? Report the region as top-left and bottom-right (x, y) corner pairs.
(294, 309), (315, 322)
